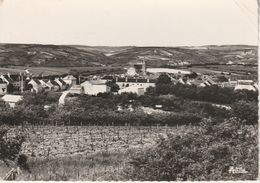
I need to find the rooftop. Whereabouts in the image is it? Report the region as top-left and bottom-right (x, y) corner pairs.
(2, 94), (23, 103)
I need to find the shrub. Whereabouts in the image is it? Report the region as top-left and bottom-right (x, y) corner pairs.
(124, 118), (258, 181)
(0, 126), (29, 171)
(231, 100), (258, 125)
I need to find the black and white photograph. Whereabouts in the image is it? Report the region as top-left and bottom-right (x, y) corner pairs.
(0, 0), (258, 181)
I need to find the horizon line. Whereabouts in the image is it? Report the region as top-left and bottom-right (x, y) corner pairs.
(0, 42), (258, 47)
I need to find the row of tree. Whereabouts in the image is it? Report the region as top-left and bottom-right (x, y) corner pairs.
(148, 74), (258, 104)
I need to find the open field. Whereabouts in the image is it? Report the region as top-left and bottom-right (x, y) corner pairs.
(0, 66), (123, 76)
(0, 125), (197, 181)
(189, 65), (257, 77)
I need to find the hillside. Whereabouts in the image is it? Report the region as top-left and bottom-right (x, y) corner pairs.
(108, 45), (258, 67)
(0, 44), (257, 67)
(0, 44), (116, 67)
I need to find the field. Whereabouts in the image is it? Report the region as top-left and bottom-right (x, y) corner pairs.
(0, 66), (123, 76)
(190, 65), (257, 76)
(0, 125), (196, 181)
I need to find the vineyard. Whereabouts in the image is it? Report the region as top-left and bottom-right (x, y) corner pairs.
(0, 125), (196, 181)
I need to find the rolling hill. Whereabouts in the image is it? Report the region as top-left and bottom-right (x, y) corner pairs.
(0, 44), (257, 67)
(0, 44), (116, 67)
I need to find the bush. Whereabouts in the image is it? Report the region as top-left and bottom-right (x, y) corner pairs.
(231, 100), (258, 125)
(123, 118), (258, 181)
(0, 126), (28, 169)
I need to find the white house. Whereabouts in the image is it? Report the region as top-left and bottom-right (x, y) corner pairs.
(62, 75), (77, 86)
(118, 85), (145, 95)
(55, 78), (67, 90)
(2, 94), (23, 108)
(39, 79), (53, 91)
(47, 80), (60, 91)
(116, 77), (156, 89)
(28, 79), (43, 93)
(0, 74), (13, 85)
(234, 80), (257, 91)
(81, 80), (110, 95)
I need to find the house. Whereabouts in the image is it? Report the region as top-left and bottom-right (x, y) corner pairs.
(118, 85), (145, 95)
(39, 79), (53, 91)
(8, 75), (24, 89)
(81, 80), (110, 95)
(2, 94), (23, 108)
(27, 79), (43, 93)
(62, 75), (77, 86)
(55, 78), (67, 90)
(47, 80), (60, 91)
(234, 80), (257, 91)
(115, 77), (156, 89)
(0, 74), (13, 85)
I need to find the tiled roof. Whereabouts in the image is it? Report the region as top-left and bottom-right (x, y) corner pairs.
(50, 80), (60, 86)
(58, 78), (67, 85)
(87, 80), (107, 85)
(9, 75), (21, 81)
(33, 79), (41, 85)
(3, 75), (13, 83)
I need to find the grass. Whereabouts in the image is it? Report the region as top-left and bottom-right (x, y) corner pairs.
(19, 151), (128, 181)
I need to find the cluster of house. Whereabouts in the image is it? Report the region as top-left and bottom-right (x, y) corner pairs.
(0, 74), (78, 95)
(0, 74), (78, 107)
(0, 64), (258, 107)
(169, 74), (258, 91)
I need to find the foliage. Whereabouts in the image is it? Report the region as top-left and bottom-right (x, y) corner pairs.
(106, 80), (120, 92)
(124, 118), (258, 181)
(231, 100), (258, 125)
(0, 126), (29, 171)
(147, 81), (258, 104)
(156, 74), (172, 85)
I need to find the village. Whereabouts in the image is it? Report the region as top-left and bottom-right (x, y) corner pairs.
(0, 59), (258, 108)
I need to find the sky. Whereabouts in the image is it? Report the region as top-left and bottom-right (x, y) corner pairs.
(0, 0), (258, 46)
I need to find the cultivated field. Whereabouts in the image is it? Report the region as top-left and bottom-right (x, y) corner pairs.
(0, 125), (196, 181)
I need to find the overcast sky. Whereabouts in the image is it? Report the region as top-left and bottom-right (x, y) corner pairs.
(0, 0), (258, 46)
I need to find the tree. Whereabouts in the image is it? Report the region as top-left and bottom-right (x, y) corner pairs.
(232, 100), (258, 125)
(156, 74), (172, 85)
(106, 80), (120, 92)
(0, 126), (30, 173)
(145, 86), (156, 96)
